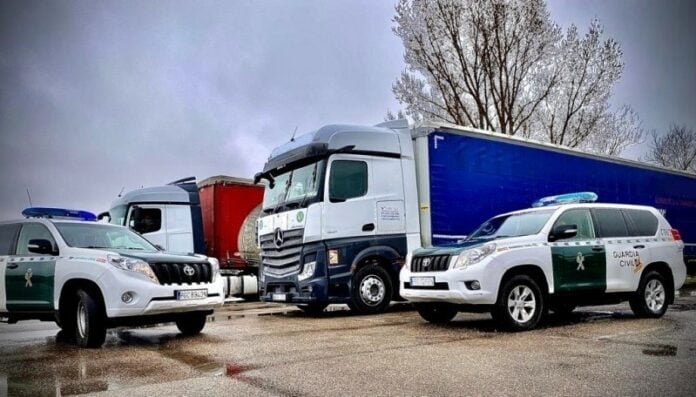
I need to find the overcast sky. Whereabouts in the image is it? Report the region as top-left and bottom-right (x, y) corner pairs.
(1, 0), (695, 220)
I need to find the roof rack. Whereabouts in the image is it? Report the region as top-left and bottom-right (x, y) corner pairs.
(168, 176), (196, 185)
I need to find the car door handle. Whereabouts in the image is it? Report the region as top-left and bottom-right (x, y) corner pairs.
(7, 264), (18, 269)
(633, 245), (645, 249)
(591, 246), (605, 252)
(362, 223), (375, 232)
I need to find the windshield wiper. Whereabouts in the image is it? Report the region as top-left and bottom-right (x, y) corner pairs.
(83, 245), (110, 249)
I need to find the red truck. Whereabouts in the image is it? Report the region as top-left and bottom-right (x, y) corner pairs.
(104, 176), (264, 298)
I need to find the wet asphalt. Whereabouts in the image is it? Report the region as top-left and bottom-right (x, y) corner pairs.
(1, 292), (696, 397)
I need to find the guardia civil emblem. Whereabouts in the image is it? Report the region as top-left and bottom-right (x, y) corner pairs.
(25, 268), (33, 288)
(576, 252), (585, 271)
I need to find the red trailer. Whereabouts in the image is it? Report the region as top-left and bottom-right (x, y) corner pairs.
(199, 176), (264, 271)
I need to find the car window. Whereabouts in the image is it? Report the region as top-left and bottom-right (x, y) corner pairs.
(622, 209), (658, 237)
(329, 160), (368, 202)
(15, 223), (57, 255)
(591, 208), (630, 238)
(0, 224), (21, 255)
(552, 209), (595, 240)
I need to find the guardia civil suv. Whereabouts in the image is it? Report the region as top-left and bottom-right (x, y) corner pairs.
(0, 208), (224, 347)
(400, 193), (687, 331)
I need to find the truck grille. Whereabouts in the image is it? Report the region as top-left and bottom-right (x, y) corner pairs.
(259, 228), (303, 277)
(411, 255), (451, 272)
(149, 262), (213, 285)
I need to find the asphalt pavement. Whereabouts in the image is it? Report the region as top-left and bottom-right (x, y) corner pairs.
(1, 291), (696, 396)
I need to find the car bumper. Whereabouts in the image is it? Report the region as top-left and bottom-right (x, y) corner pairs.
(399, 265), (497, 305)
(99, 270), (225, 318)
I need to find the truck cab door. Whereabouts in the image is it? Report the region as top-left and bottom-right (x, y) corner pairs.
(164, 205), (194, 254)
(127, 205), (167, 250)
(550, 209), (607, 294)
(322, 156), (376, 240)
(6, 223), (57, 312)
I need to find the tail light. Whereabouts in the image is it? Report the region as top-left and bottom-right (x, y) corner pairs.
(671, 229), (682, 241)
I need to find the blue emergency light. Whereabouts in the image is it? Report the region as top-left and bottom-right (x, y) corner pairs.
(22, 207), (97, 221)
(531, 192), (598, 208)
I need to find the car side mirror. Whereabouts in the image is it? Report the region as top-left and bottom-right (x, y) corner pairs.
(549, 224), (578, 242)
(27, 239), (57, 255)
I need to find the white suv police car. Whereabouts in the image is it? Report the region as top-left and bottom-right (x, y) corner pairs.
(400, 193), (687, 331)
(0, 208), (224, 347)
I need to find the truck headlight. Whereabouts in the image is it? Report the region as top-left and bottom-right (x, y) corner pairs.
(108, 254), (159, 284)
(452, 243), (496, 270)
(208, 257), (220, 276)
(298, 261), (316, 281)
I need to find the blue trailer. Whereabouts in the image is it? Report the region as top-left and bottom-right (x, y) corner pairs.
(255, 120), (695, 314)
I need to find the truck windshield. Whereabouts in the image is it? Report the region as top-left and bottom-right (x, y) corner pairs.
(109, 205), (127, 226)
(263, 160), (324, 211)
(55, 222), (158, 252)
(468, 210), (554, 240)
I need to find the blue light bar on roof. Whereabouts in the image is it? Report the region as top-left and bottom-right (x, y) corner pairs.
(531, 192), (598, 208)
(22, 207), (97, 221)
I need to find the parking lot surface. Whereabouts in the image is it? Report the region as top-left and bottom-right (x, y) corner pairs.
(1, 292), (696, 396)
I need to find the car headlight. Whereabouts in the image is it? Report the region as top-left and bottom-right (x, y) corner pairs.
(298, 261), (316, 281)
(208, 257), (220, 276)
(107, 254), (159, 284)
(452, 243), (496, 269)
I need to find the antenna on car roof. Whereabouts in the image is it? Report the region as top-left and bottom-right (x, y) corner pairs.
(117, 186), (125, 197)
(26, 188), (33, 207)
(290, 126), (298, 142)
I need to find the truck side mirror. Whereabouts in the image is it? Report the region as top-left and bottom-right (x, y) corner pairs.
(27, 239), (57, 255)
(549, 224), (578, 242)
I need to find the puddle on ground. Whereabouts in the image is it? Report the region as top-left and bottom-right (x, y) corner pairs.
(642, 345), (677, 357)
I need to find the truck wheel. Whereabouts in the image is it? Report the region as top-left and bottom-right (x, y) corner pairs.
(630, 271), (669, 318)
(415, 303), (458, 324)
(492, 275), (546, 332)
(350, 265), (393, 314)
(73, 289), (107, 348)
(297, 303), (329, 315)
(176, 311), (208, 335)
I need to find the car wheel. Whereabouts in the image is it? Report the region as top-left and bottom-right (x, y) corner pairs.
(415, 303), (458, 324)
(630, 271), (669, 318)
(492, 275), (546, 331)
(176, 311), (208, 335)
(350, 265), (393, 314)
(73, 289), (107, 348)
(297, 303), (329, 315)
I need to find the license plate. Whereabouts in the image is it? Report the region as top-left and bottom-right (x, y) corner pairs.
(176, 289), (208, 300)
(272, 293), (287, 302)
(410, 277), (435, 287)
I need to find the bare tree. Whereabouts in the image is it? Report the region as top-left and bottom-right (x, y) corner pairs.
(582, 105), (644, 156)
(644, 124), (696, 172)
(392, 0), (641, 156)
(384, 108), (407, 121)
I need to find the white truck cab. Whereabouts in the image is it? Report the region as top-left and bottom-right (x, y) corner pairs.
(0, 208), (224, 347)
(400, 193), (687, 331)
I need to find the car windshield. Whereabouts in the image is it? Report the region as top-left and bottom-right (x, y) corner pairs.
(468, 210), (554, 240)
(55, 222), (158, 252)
(262, 160), (324, 211)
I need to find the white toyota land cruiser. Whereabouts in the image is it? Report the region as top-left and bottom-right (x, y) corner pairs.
(400, 193), (687, 331)
(0, 208), (224, 347)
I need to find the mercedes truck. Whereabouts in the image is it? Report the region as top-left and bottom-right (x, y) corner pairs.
(254, 120), (696, 314)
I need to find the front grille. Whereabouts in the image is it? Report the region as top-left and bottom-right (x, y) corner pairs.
(149, 262), (212, 285)
(259, 228), (304, 277)
(411, 255), (451, 272)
